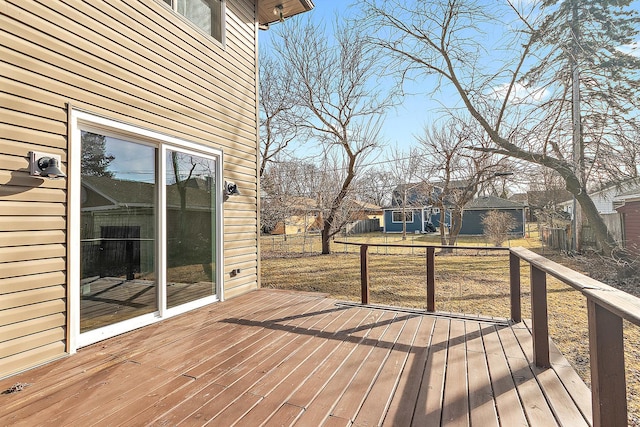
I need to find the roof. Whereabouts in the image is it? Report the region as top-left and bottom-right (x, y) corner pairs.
(509, 193), (528, 203)
(392, 182), (435, 194)
(352, 200), (383, 211)
(465, 195), (525, 210)
(559, 178), (640, 206)
(258, 0), (314, 26)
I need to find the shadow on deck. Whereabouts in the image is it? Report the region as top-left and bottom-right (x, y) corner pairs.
(0, 289), (591, 426)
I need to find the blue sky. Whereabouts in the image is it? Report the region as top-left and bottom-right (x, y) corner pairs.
(260, 0), (640, 168)
(258, 3), (457, 156)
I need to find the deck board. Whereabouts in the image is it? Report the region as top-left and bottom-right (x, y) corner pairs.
(0, 290), (592, 426)
(466, 322), (500, 427)
(352, 315), (422, 426)
(382, 315), (435, 426)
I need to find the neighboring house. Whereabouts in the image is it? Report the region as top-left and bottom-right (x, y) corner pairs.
(0, 0), (313, 379)
(557, 179), (640, 245)
(559, 178), (640, 215)
(265, 198), (383, 235)
(350, 200), (384, 228)
(615, 191), (640, 254)
(384, 182), (450, 233)
(460, 196), (526, 236)
(384, 192), (525, 236)
(383, 206), (446, 233)
(266, 196), (322, 235)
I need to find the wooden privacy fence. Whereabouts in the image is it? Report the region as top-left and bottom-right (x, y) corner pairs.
(541, 226), (570, 251)
(343, 218), (381, 234)
(337, 241), (640, 427)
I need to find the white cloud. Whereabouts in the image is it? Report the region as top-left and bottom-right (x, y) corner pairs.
(491, 82), (549, 104)
(618, 42), (640, 57)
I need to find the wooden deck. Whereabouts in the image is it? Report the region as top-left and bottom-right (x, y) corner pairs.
(0, 289), (592, 426)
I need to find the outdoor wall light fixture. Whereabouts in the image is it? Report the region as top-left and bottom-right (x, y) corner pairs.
(224, 180), (240, 197)
(29, 151), (66, 179)
(273, 4), (284, 23)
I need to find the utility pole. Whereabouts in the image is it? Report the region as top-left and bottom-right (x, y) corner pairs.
(570, 0), (583, 252)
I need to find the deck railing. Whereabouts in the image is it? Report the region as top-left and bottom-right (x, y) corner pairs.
(338, 241), (640, 427)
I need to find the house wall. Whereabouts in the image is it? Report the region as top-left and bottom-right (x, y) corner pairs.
(383, 208), (448, 233)
(271, 213), (320, 235)
(383, 209), (423, 233)
(1, 0), (259, 378)
(460, 209), (525, 236)
(618, 200), (640, 253)
(591, 189), (618, 214)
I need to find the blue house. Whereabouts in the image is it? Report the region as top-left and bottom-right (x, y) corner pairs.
(382, 183), (526, 236)
(383, 182), (449, 233)
(459, 196), (526, 236)
(383, 206), (449, 233)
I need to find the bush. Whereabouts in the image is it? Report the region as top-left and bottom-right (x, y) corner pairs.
(482, 210), (517, 246)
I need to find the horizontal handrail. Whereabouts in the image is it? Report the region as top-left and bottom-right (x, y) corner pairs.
(335, 240), (509, 251)
(510, 246), (640, 327)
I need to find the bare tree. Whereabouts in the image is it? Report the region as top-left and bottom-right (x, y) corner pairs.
(360, 0), (640, 256)
(272, 15), (395, 254)
(528, 166), (573, 228)
(387, 146), (425, 240)
(261, 160), (323, 239)
(482, 210), (517, 247)
(416, 119), (511, 247)
(259, 53), (299, 178)
(357, 167), (395, 208)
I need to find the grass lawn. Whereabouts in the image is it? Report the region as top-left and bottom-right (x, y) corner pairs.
(260, 231), (640, 425)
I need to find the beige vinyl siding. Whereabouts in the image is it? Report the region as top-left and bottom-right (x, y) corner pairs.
(0, 0), (260, 378)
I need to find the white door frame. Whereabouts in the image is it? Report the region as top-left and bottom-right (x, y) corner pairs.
(68, 109), (224, 352)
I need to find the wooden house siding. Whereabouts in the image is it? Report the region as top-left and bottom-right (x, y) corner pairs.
(0, 0), (260, 378)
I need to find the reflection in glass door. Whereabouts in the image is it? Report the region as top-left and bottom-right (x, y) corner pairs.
(80, 132), (158, 333)
(166, 150), (217, 308)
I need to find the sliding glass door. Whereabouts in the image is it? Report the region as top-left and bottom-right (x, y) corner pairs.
(75, 116), (221, 346)
(165, 150), (217, 308)
(80, 132), (158, 333)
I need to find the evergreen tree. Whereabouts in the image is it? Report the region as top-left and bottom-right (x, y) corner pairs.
(526, 0), (640, 184)
(81, 131), (115, 177)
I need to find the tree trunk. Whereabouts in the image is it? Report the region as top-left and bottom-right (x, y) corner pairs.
(321, 222), (331, 254)
(402, 203), (407, 240)
(448, 209), (464, 246)
(439, 208), (447, 246)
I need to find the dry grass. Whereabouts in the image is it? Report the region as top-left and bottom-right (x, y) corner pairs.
(260, 231), (640, 425)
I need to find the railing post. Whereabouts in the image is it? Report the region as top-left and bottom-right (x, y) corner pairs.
(426, 247), (435, 312)
(509, 252), (521, 323)
(588, 299), (627, 427)
(360, 244), (369, 305)
(530, 265), (549, 368)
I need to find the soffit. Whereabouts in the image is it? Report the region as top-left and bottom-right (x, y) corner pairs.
(258, 0), (314, 25)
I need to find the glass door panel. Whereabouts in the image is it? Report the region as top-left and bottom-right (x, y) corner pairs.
(166, 150), (217, 308)
(80, 132), (158, 332)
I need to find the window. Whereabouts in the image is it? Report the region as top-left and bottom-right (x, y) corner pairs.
(163, 0), (224, 42)
(392, 211), (414, 223)
(70, 110), (223, 350)
(432, 207), (440, 214)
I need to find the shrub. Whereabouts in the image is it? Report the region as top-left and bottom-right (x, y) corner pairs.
(482, 210), (517, 246)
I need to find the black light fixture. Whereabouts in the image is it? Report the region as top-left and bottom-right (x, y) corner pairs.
(29, 151), (67, 179)
(273, 4), (284, 23)
(224, 180), (240, 197)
